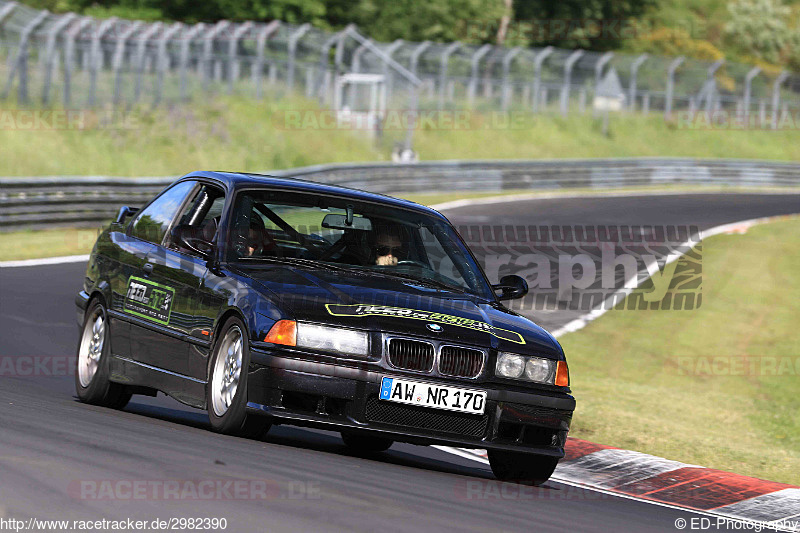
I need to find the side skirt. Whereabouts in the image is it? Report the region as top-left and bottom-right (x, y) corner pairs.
(110, 355), (207, 409)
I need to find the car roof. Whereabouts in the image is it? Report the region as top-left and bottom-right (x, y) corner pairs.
(181, 171), (447, 220)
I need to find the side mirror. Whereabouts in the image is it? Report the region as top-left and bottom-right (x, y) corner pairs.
(493, 275), (529, 301)
(115, 206), (139, 225)
(171, 224), (213, 259)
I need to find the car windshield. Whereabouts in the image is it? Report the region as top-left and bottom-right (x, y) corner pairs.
(226, 189), (494, 299)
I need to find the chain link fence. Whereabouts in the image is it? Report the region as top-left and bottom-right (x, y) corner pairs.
(1, 0), (799, 152)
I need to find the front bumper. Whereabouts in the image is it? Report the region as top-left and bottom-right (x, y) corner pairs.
(247, 348), (575, 457)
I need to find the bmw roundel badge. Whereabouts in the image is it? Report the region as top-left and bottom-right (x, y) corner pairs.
(426, 323), (442, 332)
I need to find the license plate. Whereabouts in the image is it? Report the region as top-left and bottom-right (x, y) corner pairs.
(379, 376), (486, 415)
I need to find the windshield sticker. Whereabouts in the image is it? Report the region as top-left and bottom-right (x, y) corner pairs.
(124, 276), (174, 326)
(325, 304), (525, 344)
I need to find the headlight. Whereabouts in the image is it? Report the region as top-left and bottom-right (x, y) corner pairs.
(496, 352), (566, 386)
(496, 353), (526, 378)
(266, 320), (369, 357)
(296, 323), (369, 356)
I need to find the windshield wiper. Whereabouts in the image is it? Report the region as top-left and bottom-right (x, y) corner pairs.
(365, 269), (470, 294)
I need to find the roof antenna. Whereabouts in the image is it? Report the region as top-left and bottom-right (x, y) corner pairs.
(345, 204), (354, 226)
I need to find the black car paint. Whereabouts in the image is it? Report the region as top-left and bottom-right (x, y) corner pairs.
(77, 171), (575, 455)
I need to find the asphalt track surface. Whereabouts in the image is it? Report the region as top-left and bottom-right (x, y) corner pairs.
(1, 193), (799, 532)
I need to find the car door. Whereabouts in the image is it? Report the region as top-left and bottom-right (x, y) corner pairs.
(160, 183), (227, 381)
(124, 180), (198, 375)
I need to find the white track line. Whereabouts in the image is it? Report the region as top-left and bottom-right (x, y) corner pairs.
(0, 254), (90, 268)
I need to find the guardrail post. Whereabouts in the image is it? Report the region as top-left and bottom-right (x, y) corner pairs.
(87, 17), (118, 106)
(771, 71), (789, 130)
(253, 21), (280, 100)
(560, 49), (583, 116)
(286, 23), (310, 91)
(593, 51), (613, 117)
(62, 16), (92, 107)
(501, 46), (522, 111)
(178, 23), (205, 101)
(664, 56), (684, 120)
(134, 22), (162, 102)
(202, 20), (230, 91)
(467, 44), (491, 108)
(531, 46), (552, 112)
(154, 22), (182, 105)
(2, 9), (48, 103)
(743, 66), (760, 126)
(40, 13), (76, 105)
(438, 42), (461, 110)
(227, 21), (252, 94)
(111, 21), (142, 106)
(627, 53), (647, 112)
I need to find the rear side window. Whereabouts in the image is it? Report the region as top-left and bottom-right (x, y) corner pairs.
(130, 181), (196, 244)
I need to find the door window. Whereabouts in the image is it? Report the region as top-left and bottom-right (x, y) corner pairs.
(130, 181), (197, 244)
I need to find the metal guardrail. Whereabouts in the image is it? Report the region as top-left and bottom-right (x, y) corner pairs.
(2, 158), (800, 231)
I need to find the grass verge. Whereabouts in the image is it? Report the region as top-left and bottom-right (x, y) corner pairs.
(1, 95), (799, 178)
(559, 216), (800, 484)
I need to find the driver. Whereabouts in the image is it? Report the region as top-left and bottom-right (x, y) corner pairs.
(374, 225), (408, 266)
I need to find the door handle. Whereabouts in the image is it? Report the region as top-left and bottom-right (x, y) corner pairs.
(143, 262), (153, 275)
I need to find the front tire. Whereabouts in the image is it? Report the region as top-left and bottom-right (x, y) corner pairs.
(488, 450), (559, 485)
(75, 299), (131, 409)
(207, 317), (270, 439)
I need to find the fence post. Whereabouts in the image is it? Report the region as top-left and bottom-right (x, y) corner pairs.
(317, 30), (342, 101)
(383, 38), (404, 105)
(227, 21), (253, 94)
(771, 71), (789, 130)
(202, 20), (230, 91)
(154, 22), (182, 105)
(409, 41), (431, 79)
(593, 51), (613, 117)
(112, 21), (142, 106)
(627, 53), (647, 112)
(62, 16), (92, 107)
(41, 13), (77, 105)
(560, 49), (583, 116)
(438, 42), (461, 110)
(351, 38), (371, 73)
(501, 46), (521, 111)
(2, 9), (48, 103)
(531, 46), (552, 112)
(252, 21), (280, 100)
(704, 59), (724, 113)
(0, 2), (17, 26)
(134, 22), (162, 102)
(743, 66), (760, 126)
(467, 44), (491, 108)
(87, 17), (118, 106)
(664, 56), (684, 120)
(286, 23), (311, 91)
(178, 23), (206, 101)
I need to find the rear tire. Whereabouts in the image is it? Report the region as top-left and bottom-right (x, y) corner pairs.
(207, 316), (271, 439)
(75, 299), (132, 409)
(341, 432), (393, 452)
(488, 450), (559, 485)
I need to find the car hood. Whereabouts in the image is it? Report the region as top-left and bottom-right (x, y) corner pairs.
(235, 264), (562, 358)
